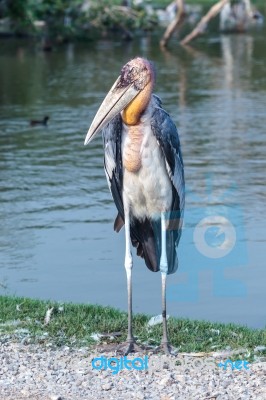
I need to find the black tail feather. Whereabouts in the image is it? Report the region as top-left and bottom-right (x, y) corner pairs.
(130, 217), (160, 272)
(113, 213), (181, 275)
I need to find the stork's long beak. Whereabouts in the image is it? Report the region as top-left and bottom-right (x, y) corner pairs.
(84, 76), (140, 145)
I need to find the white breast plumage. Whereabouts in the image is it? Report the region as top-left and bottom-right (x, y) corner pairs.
(121, 101), (172, 220)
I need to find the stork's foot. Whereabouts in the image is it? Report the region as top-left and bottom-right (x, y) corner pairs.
(153, 341), (178, 356)
(116, 340), (152, 355)
(95, 340), (152, 356)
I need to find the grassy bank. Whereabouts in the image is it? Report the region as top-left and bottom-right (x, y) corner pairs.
(0, 295), (265, 360)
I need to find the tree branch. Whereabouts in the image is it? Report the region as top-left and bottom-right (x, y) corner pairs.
(180, 0), (229, 46)
(160, 0), (186, 48)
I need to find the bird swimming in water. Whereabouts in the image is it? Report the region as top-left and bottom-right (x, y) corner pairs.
(84, 57), (185, 354)
(30, 116), (49, 126)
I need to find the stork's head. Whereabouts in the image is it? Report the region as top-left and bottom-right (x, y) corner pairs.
(84, 57), (155, 145)
(119, 57), (154, 92)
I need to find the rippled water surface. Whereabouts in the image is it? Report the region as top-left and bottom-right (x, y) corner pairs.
(0, 32), (265, 328)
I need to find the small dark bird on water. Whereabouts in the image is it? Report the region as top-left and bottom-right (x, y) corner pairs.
(84, 57), (185, 355)
(30, 116), (49, 127)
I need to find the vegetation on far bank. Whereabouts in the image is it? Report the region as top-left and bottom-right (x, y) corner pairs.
(0, 0), (265, 41)
(0, 295), (265, 361)
(0, 0), (158, 39)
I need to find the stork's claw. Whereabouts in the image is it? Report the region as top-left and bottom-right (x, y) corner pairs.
(121, 340), (135, 355)
(116, 340), (153, 355)
(154, 341), (178, 356)
(116, 339), (177, 356)
(95, 340), (151, 356)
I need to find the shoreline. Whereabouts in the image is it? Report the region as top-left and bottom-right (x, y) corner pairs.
(1, 295), (265, 358)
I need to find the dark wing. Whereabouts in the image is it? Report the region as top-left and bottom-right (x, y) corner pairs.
(150, 94), (185, 274)
(151, 95), (185, 221)
(102, 114), (124, 228)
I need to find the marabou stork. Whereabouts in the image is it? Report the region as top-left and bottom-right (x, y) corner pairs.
(84, 57), (185, 354)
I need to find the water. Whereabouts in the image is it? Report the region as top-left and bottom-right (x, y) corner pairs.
(0, 32), (265, 329)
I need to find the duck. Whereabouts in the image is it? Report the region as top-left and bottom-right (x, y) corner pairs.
(30, 116), (49, 127)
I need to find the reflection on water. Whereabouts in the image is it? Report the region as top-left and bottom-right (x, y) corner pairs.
(0, 32), (265, 328)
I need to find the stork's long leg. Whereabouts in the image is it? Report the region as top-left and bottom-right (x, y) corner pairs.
(123, 199), (134, 355)
(161, 272), (170, 353)
(160, 212), (171, 354)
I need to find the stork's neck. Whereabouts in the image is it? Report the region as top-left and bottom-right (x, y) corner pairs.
(122, 81), (153, 126)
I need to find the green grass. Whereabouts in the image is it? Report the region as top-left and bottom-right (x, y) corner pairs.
(0, 295), (265, 360)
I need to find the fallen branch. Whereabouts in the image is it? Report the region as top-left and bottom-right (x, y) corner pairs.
(160, 0), (186, 48)
(180, 0), (229, 46)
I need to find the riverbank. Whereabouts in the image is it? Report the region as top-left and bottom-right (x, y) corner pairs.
(0, 296), (265, 358)
(1, 296), (265, 398)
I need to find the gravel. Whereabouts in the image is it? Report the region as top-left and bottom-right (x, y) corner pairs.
(0, 340), (265, 399)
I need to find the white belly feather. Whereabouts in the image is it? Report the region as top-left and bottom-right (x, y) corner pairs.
(121, 105), (172, 221)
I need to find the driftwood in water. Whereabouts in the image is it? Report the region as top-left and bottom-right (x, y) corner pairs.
(160, 0), (186, 48)
(160, 0), (262, 47)
(180, 0), (229, 45)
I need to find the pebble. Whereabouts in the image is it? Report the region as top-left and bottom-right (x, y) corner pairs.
(175, 374), (186, 383)
(0, 341), (265, 400)
(159, 375), (173, 386)
(135, 392), (145, 399)
(102, 382), (113, 390)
